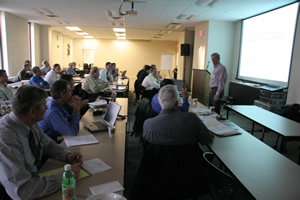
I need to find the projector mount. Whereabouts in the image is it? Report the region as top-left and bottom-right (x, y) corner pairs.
(119, 0), (145, 17)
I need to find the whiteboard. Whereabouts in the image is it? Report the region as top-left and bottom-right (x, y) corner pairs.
(160, 54), (173, 70)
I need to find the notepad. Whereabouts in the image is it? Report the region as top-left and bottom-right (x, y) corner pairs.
(64, 135), (99, 147)
(39, 167), (90, 180)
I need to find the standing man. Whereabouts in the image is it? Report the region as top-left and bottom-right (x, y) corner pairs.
(38, 80), (81, 141)
(44, 63), (61, 85)
(99, 62), (113, 83)
(208, 52), (227, 114)
(0, 70), (14, 100)
(40, 60), (51, 76)
(0, 85), (82, 199)
(29, 66), (50, 89)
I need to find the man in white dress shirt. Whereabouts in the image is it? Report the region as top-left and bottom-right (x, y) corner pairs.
(99, 62), (113, 83)
(142, 67), (160, 101)
(44, 63), (61, 85)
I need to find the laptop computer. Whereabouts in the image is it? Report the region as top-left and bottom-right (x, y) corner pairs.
(171, 79), (183, 92)
(84, 102), (121, 133)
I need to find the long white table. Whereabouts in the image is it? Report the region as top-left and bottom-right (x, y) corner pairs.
(192, 102), (300, 200)
(226, 105), (300, 152)
(40, 98), (128, 199)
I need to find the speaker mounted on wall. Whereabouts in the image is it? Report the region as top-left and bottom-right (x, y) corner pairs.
(180, 44), (190, 56)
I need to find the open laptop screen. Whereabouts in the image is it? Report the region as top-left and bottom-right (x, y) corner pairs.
(103, 102), (121, 126)
(171, 79), (183, 91)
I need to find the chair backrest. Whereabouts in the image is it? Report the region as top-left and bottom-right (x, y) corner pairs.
(130, 143), (209, 200)
(203, 152), (237, 200)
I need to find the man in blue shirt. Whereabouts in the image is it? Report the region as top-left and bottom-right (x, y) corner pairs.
(151, 79), (189, 114)
(65, 62), (79, 76)
(40, 60), (51, 76)
(29, 66), (50, 89)
(38, 80), (81, 141)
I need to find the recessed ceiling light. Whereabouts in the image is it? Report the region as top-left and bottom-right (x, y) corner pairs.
(44, 14), (60, 18)
(65, 27), (81, 31)
(76, 32), (88, 35)
(117, 37), (126, 39)
(84, 36), (94, 38)
(115, 33), (126, 36)
(195, 0), (213, 6)
(113, 28), (126, 32)
(187, 15), (197, 21)
(176, 14), (186, 20)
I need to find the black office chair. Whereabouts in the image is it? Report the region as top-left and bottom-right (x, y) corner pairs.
(129, 143), (209, 200)
(203, 152), (254, 200)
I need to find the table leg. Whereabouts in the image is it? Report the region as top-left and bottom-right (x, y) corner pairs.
(251, 122), (255, 135)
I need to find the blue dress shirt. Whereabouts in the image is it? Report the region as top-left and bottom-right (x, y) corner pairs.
(65, 67), (76, 75)
(29, 75), (50, 89)
(38, 98), (80, 140)
(151, 93), (189, 114)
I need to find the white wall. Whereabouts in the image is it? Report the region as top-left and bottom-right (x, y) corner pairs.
(72, 39), (178, 78)
(3, 12), (29, 76)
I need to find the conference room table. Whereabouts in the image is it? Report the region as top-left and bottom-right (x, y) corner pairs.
(40, 98), (128, 199)
(7, 80), (30, 88)
(225, 105), (300, 152)
(191, 102), (300, 200)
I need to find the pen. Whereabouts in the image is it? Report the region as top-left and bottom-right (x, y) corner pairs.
(76, 154), (80, 163)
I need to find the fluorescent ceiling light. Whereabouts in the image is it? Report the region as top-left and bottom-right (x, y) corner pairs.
(187, 15), (197, 21)
(195, 0), (213, 6)
(208, 0), (223, 8)
(176, 14), (186, 20)
(84, 36), (94, 38)
(117, 37), (126, 39)
(76, 32), (88, 35)
(113, 28), (126, 32)
(65, 26), (81, 31)
(115, 33), (126, 36)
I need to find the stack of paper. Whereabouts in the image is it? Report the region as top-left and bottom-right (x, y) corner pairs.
(88, 101), (107, 109)
(203, 118), (241, 137)
(64, 135), (99, 147)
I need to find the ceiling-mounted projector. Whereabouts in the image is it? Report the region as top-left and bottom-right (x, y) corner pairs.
(126, 9), (137, 16)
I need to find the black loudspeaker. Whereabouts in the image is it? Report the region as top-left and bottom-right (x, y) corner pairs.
(181, 44), (190, 56)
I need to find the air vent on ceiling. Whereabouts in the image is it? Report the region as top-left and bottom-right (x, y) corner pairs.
(165, 23), (182, 29)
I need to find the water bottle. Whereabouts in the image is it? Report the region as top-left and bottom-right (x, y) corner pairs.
(62, 164), (76, 200)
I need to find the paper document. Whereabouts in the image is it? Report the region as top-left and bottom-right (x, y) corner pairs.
(82, 158), (112, 174)
(88, 100), (107, 108)
(89, 181), (124, 195)
(198, 113), (218, 121)
(203, 118), (241, 137)
(189, 108), (210, 114)
(64, 135), (99, 147)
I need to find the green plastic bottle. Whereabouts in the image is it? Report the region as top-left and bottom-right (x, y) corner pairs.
(62, 164), (76, 200)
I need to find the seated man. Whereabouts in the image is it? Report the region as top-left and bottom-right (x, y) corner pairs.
(0, 70), (14, 100)
(38, 80), (81, 141)
(0, 85), (82, 199)
(18, 62), (33, 81)
(141, 67), (160, 101)
(82, 67), (108, 95)
(151, 79), (189, 114)
(144, 84), (213, 145)
(29, 66), (50, 89)
(65, 62), (79, 77)
(44, 63), (61, 85)
(40, 60), (51, 76)
(99, 62), (113, 83)
(60, 74), (89, 116)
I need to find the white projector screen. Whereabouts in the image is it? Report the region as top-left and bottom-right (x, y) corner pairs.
(237, 2), (299, 87)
